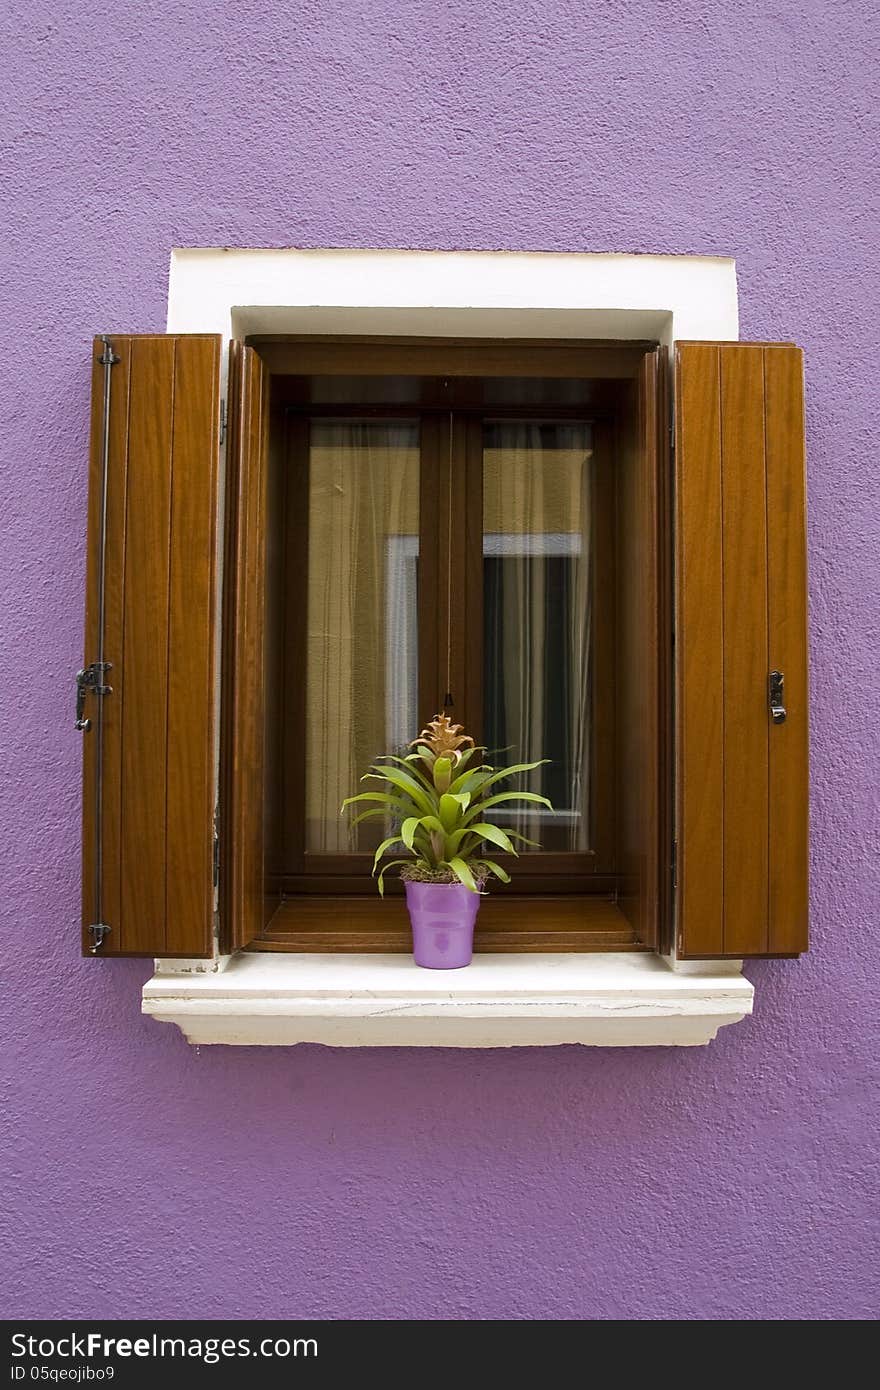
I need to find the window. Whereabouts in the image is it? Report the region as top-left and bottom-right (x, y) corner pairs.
(79, 333), (809, 962)
(249, 341), (661, 951)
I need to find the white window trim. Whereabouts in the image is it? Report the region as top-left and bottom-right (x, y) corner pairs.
(142, 952), (752, 1048)
(145, 247), (750, 1050)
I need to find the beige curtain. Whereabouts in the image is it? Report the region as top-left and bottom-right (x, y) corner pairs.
(305, 420), (419, 852)
(483, 422), (592, 852)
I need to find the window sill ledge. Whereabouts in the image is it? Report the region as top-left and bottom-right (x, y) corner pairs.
(141, 952), (753, 1048)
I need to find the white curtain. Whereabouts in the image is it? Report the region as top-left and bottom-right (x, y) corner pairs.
(305, 420), (419, 852)
(483, 422), (592, 852)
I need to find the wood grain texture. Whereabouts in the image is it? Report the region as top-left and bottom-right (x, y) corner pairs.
(280, 414), (309, 875)
(675, 344), (725, 955)
(764, 346), (809, 953)
(247, 336), (654, 380)
(615, 358), (661, 948)
(263, 395), (289, 882)
(81, 334), (221, 956)
(250, 895), (644, 952)
(720, 346), (769, 954)
(221, 343), (272, 952)
(166, 337), (221, 956)
(675, 341), (809, 958)
(120, 337), (175, 952)
(656, 347), (676, 956)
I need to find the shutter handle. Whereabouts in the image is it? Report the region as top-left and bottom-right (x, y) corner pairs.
(769, 669), (786, 724)
(75, 662), (112, 731)
(75, 668), (91, 731)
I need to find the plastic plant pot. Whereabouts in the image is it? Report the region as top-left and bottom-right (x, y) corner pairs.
(403, 879), (481, 969)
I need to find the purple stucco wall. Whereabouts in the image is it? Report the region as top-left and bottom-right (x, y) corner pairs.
(2, 1), (878, 1320)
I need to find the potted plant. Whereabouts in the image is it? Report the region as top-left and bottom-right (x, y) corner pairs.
(341, 714), (552, 968)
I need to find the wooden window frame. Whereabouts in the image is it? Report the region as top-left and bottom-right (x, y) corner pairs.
(240, 336), (669, 954)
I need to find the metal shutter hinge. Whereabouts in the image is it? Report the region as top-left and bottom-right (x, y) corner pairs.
(98, 340), (120, 368)
(219, 398), (227, 446)
(671, 840), (678, 890)
(82, 337), (119, 956)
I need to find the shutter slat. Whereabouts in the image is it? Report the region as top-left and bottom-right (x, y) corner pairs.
(765, 346), (810, 953)
(166, 338), (221, 956)
(120, 338), (174, 953)
(81, 334), (221, 957)
(675, 340), (809, 958)
(720, 346), (770, 955)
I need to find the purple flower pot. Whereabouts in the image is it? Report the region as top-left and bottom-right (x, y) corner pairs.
(404, 880), (481, 969)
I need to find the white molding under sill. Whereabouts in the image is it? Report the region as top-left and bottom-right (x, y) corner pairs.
(141, 953), (753, 1048)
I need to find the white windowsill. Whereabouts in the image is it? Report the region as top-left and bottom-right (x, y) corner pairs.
(142, 952), (753, 1048)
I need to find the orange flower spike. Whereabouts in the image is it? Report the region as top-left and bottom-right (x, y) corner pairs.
(408, 713), (475, 765)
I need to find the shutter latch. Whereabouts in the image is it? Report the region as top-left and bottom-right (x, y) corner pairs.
(75, 662), (112, 731)
(88, 923), (111, 953)
(769, 669), (787, 724)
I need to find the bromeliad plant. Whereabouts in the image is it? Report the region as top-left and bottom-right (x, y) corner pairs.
(341, 714), (553, 894)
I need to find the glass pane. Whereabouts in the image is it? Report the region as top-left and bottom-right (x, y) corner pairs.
(306, 419), (419, 852)
(483, 421), (592, 853)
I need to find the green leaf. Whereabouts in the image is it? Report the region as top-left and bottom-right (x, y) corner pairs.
(478, 857), (511, 884)
(462, 822), (517, 854)
(401, 816), (422, 850)
(449, 765), (494, 795)
(341, 790), (408, 814)
(438, 793), (466, 831)
(342, 790), (400, 808)
(433, 756), (454, 793)
(505, 828), (542, 849)
(444, 827), (470, 856)
(349, 807), (391, 829)
(447, 856), (479, 893)
(463, 790), (553, 825)
(362, 766), (435, 817)
(454, 745), (484, 771)
(416, 814), (446, 837)
(376, 859), (411, 897)
(376, 755), (435, 792)
(471, 760), (550, 797)
(372, 835), (407, 871)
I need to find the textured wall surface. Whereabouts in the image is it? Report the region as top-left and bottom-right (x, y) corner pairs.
(2, 0), (878, 1321)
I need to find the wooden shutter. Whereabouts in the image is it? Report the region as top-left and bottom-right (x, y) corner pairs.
(675, 342), (809, 957)
(81, 335), (222, 956)
(220, 343), (271, 951)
